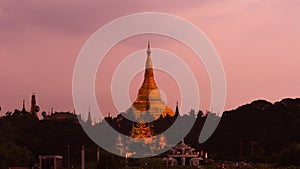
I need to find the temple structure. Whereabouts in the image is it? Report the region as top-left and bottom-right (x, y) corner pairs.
(114, 42), (179, 156)
(42, 108), (79, 123)
(126, 41), (175, 121)
(164, 139), (204, 166)
(126, 41), (176, 139)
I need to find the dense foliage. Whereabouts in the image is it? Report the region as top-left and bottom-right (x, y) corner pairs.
(0, 98), (300, 168)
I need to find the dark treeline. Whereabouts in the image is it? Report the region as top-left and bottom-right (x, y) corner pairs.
(195, 98), (300, 166)
(0, 98), (300, 168)
(105, 108), (179, 136)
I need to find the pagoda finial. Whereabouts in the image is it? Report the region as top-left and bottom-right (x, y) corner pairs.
(148, 40), (150, 46)
(146, 41), (152, 69)
(147, 41), (151, 56)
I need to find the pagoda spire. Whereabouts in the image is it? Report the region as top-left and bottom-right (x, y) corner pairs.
(175, 101), (179, 115)
(22, 100), (26, 112)
(145, 41), (153, 74)
(146, 41), (152, 69)
(87, 107), (92, 125)
(137, 41), (158, 102)
(127, 41), (175, 120)
(30, 95), (36, 115)
(30, 94), (39, 118)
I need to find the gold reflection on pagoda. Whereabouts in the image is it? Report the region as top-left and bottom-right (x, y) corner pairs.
(130, 122), (153, 139)
(127, 41), (175, 121)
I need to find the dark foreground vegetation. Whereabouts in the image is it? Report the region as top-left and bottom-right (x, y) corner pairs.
(0, 98), (300, 168)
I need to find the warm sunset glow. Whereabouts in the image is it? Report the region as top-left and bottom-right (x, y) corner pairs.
(0, 1), (299, 116)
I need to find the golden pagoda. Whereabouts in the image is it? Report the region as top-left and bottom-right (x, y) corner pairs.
(127, 41), (175, 121)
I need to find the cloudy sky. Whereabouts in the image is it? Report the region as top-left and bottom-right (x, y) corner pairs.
(1, 0), (300, 117)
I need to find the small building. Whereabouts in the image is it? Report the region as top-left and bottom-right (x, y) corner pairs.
(163, 139), (204, 166)
(39, 155), (62, 169)
(42, 111), (79, 123)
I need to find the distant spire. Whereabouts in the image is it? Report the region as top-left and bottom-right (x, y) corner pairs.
(22, 100), (26, 112)
(87, 107), (92, 125)
(175, 101), (179, 115)
(30, 94), (37, 117)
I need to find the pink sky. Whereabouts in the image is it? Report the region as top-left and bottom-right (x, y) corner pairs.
(1, 0), (300, 117)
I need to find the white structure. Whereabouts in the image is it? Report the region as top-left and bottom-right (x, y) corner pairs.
(164, 139), (203, 166)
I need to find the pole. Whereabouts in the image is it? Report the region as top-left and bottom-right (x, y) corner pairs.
(240, 142), (243, 157)
(250, 141), (256, 155)
(81, 146), (85, 169)
(39, 156), (42, 169)
(67, 145), (70, 169)
(97, 146), (100, 163)
(125, 153), (128, 168)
